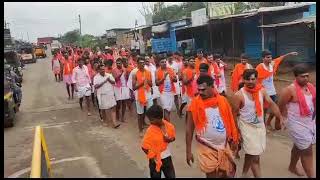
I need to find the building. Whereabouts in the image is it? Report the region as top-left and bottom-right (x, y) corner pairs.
(204, 2), (316, 65)
(37, 37), (53, 46)
(103, 28), (131, 47)
(258, 3), (316, 64)
(150, 18), (192, 54)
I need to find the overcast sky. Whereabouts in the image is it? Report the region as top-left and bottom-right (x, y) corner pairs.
(4, 2), (182, 43)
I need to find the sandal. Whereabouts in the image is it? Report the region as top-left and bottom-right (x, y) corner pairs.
(113, 124), (121, 129)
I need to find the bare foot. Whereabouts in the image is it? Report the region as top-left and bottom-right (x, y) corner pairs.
(288, 166), (305, 176)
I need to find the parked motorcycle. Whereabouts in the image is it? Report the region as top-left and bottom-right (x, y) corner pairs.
(4, 64), (22, 128)
(4, 64), (22, 106)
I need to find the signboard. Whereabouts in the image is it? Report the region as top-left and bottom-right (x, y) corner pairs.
(151, 38), (172, 53)
(208, 2), (236, 18)
(170, 20), (187, 28)
(177, 39), (194, 55)
(191, 8), (208, 27)
(152, 23), (168, 33)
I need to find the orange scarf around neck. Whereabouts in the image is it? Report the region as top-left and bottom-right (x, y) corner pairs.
(244, 84), (263, 117)
(184, 68), (196, 97)
(136, 69), (151, 106)
(195, 57), (208, 74)
(141, 119), (176, 172)
(211, 62), (221, 87)
(231, 63), (247, 92)
(188, 94), (239, 144)
(156, 67), (176, 93)
(294, 80), (316, 117)
(256, 56), (284, 84)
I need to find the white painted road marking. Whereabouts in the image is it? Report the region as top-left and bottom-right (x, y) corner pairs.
(7, 156), (91, 178)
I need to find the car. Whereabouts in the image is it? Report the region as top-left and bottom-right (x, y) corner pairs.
(18, 45), (37, 64)
(34, 46), (47, 58)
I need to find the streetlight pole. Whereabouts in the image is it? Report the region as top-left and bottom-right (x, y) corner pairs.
(27, 32), (30, 42)
(79, 14), (82, 36)
(79, 14), (82, 46)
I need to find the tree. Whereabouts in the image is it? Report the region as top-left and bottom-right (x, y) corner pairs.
(233, 2), (251, 14)
(151, 2), (206, 23)
(248, 2), (286, 9)
(60, 29), (80, 45)
(79, 34), (96, 48)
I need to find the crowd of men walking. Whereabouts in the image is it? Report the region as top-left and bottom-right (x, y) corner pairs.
(51, 45), (315, 178)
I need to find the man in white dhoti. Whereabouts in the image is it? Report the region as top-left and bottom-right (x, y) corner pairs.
(93, 64), (120, 129)
(278, 64), (316, 178)
(72, 58), (92, 116)
(156, 56), (177, 121)
(232, 69), (283, 177)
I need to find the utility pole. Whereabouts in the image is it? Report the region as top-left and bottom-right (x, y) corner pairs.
(27, 32), (30, 42)
(78, 14), (82, 36)
(79, 14), (82, 46)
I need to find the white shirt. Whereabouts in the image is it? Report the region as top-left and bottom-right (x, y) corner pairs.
(145, 64), (157, 87)
(261, 63), (277, 96)
(52, 58), (60, 69)
(127, 68), (138, 90)
(239, 88), (264, 126)
(163, 75), (172, 93)
(72, 65), (91, 87)
(161, 145), (171, 159)
(93, 73), (115, 96)
(216, 62), (226, 93)
(167, 61), (179, 74)
(197, 107), (227, 150)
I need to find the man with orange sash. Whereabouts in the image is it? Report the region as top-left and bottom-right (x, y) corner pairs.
(145, 56), (160, 105)
(230, 53), (253, 92)
(214, 54), (228, 96)
(156, 57), (177, 122)
(61, 51), (75, 100)
(256, 50), (298, 131)
(194, 49), (208, 74)
(121, 57), (134, 111)
(278, 64), (316, 178)
(141, 104), (176, 178)
(178, 57), (190, 117)
(232, 69), (283, 177)
(112, 58), (131, 123)
(167, 54), (181, 114)
(186, 75), (239, 178)
(132, 57), (153, 137)
(182, 57), (197, 107)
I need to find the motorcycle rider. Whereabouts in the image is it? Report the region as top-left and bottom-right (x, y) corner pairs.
(4, 64), (22, 109)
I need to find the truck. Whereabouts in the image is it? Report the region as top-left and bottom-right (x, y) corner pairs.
(51, 40), (61, 54)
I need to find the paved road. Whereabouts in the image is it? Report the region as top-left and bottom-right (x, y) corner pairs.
(4, 52), (316, 178)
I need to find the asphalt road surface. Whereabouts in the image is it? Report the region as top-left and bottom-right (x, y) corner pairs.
(4, 50), (316, 178)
